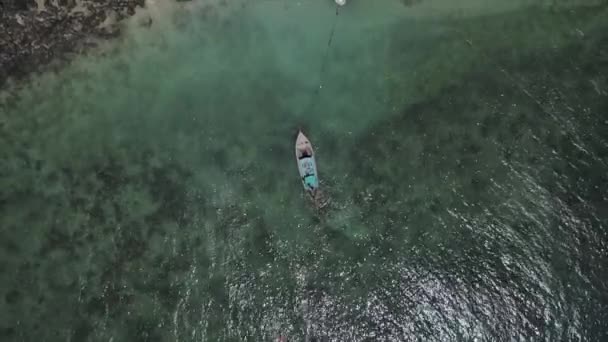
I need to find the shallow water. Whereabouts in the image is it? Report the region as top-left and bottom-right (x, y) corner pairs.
(1, 0), (607, 341)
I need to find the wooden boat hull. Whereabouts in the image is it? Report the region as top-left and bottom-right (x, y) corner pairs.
(295, 131), (319, 192)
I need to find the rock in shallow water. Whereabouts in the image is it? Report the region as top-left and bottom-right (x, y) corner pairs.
(0, 0), (145, 87)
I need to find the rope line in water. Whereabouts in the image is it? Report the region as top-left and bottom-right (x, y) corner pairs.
(302, 4), (340, 116)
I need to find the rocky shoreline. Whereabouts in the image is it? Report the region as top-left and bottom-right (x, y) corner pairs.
(0, 0), (147, 87)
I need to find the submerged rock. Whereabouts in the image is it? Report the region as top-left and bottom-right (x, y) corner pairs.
(0, 0), (145, 87)
(0, 0), (246, 88)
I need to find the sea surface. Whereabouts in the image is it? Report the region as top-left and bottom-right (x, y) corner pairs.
(1, 0), (607, 341)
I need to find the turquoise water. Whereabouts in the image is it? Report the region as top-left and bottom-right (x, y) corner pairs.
(1, 0), (607, 340)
